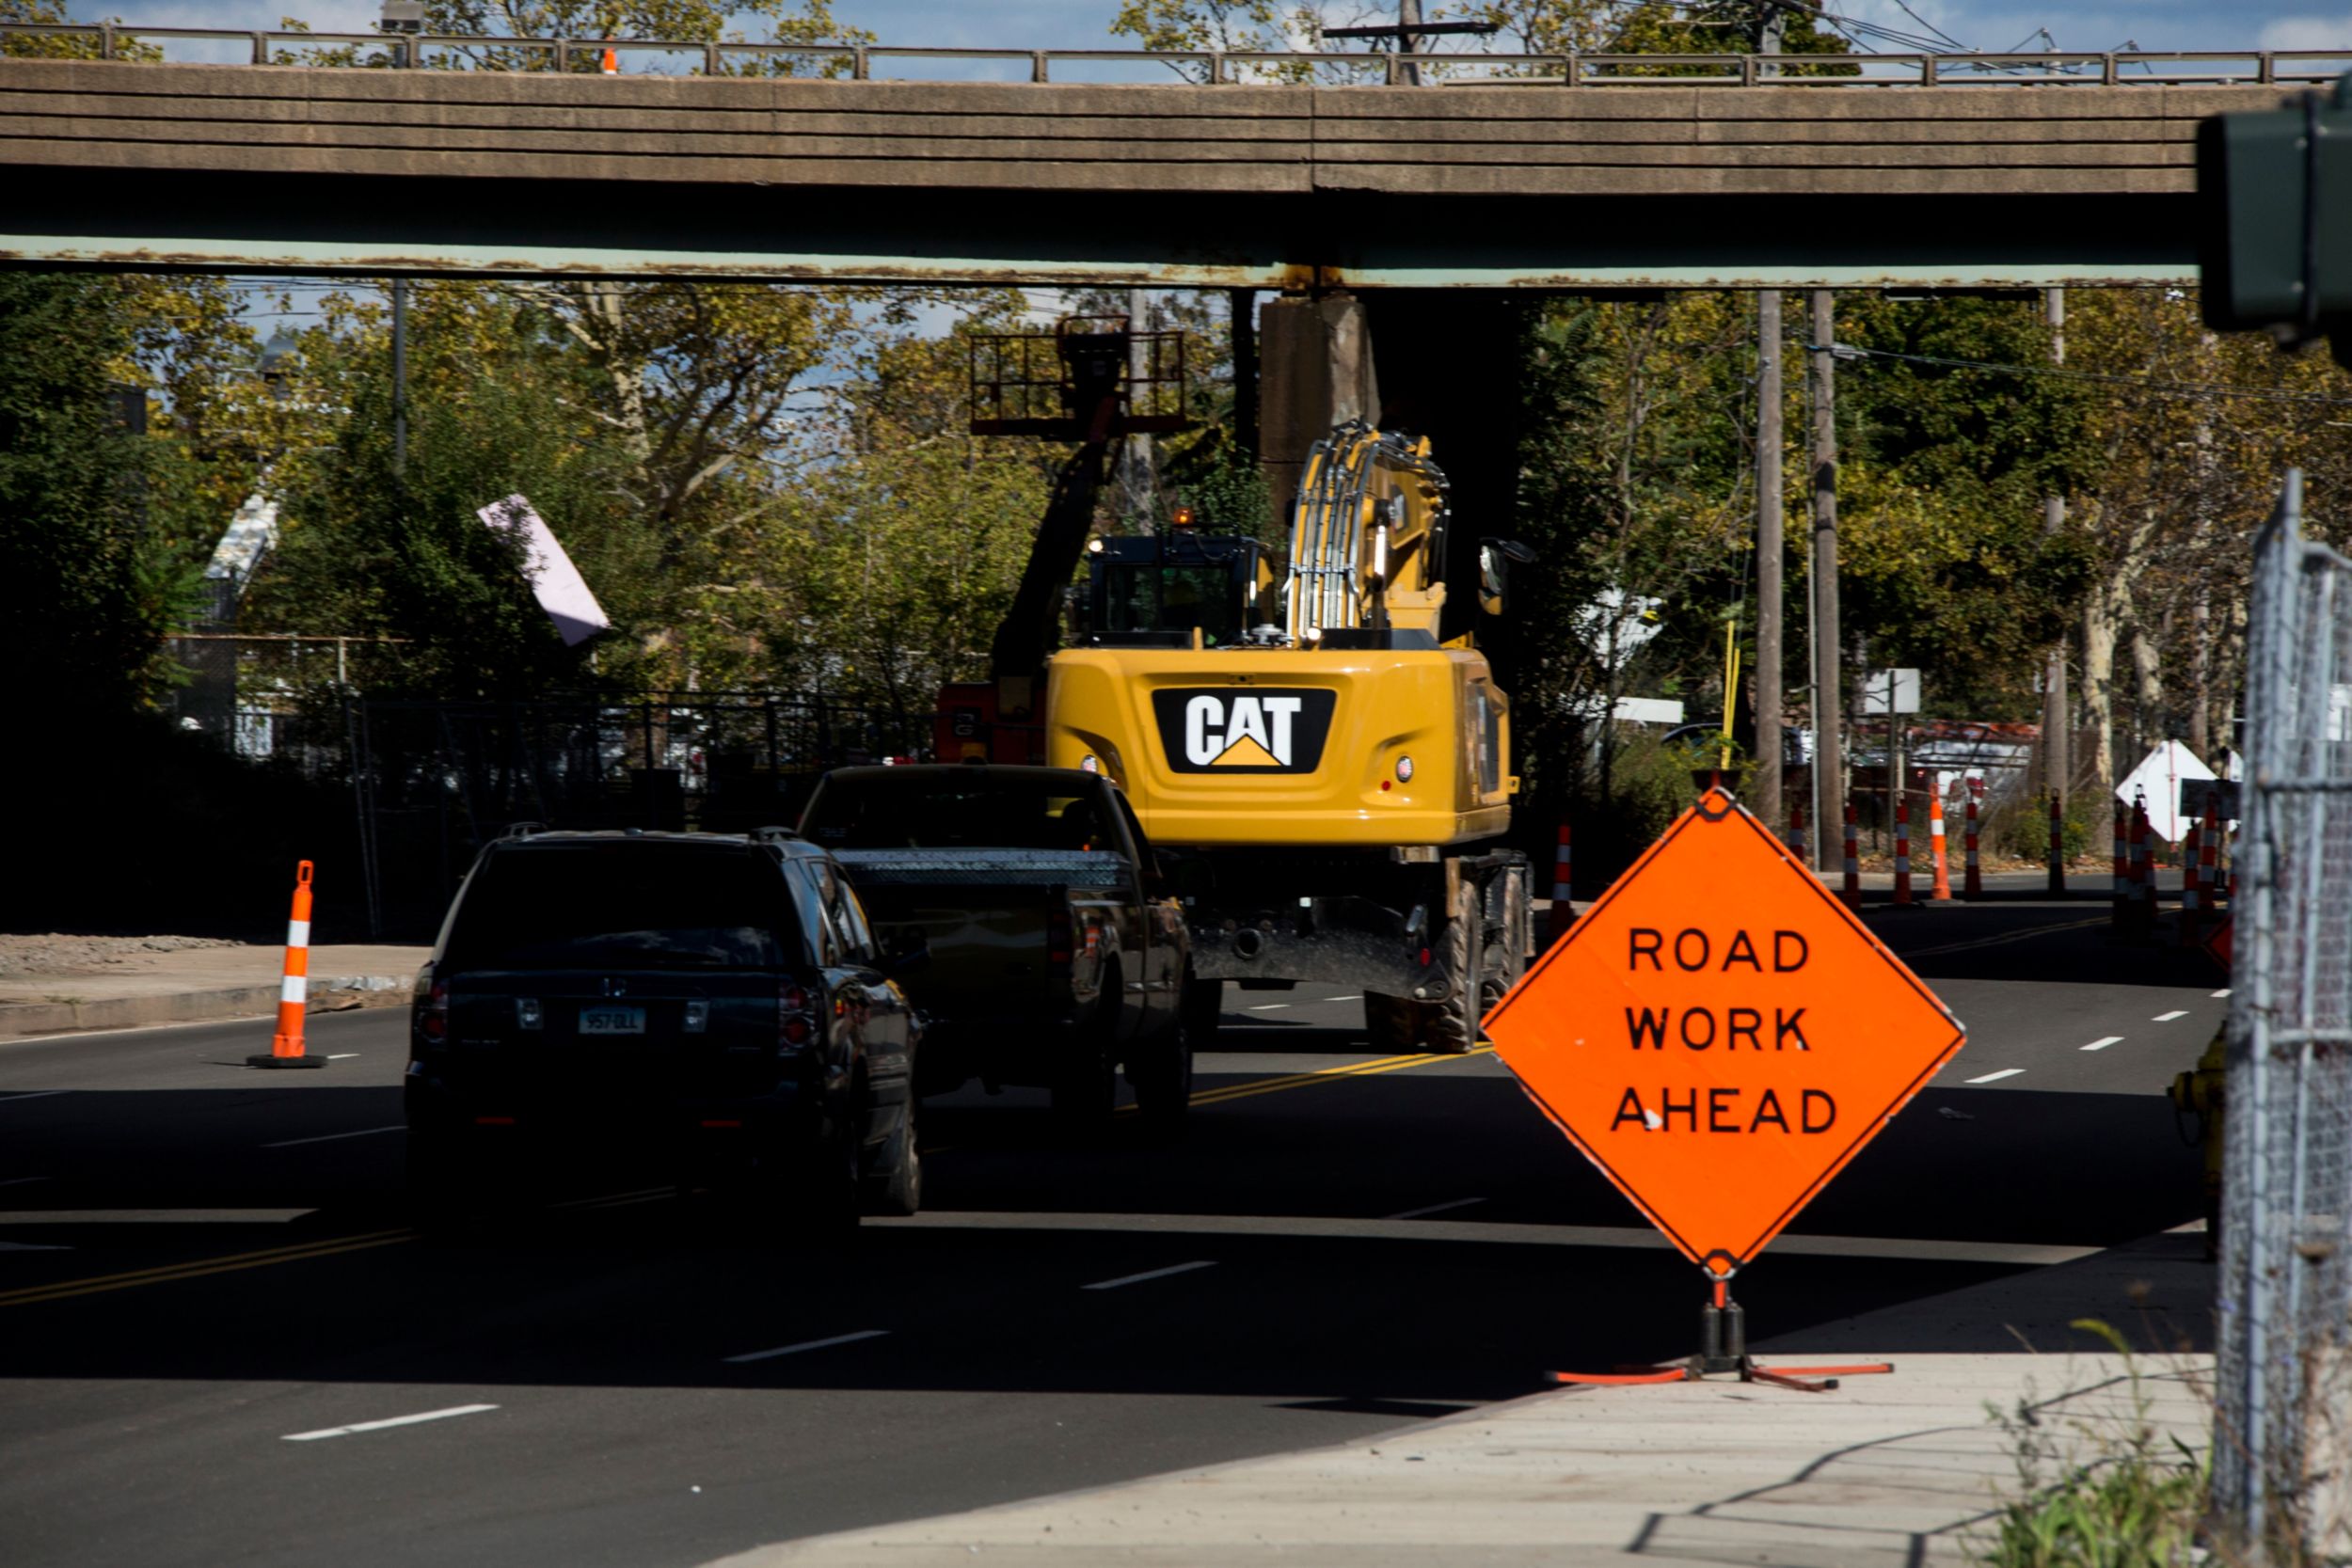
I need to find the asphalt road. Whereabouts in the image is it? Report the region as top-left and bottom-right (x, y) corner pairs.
(0, 896), (2223, 1568)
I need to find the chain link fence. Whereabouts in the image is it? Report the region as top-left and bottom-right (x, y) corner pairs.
(2217, 469), (2352, 1558)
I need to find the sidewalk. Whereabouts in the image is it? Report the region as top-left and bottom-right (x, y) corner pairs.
(714, 1231), (2213, 1567)
(0, 942), (425, 1037)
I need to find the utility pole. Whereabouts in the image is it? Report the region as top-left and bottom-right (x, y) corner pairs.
(2041, 286), (2070, 799)
(1397, 0), (1424, 87)
(1809, 290), (1843, 873)
(1753, 0), (1784, 69)
(1230, 289), (1258, 462)
(1122, 287), (1155, 529)
(1756, 290), (1784, 832)
(391, 275), (408, 476)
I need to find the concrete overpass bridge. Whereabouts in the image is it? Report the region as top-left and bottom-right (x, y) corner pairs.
(0, 31), (2340, 290)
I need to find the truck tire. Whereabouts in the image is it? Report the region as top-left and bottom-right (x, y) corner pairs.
(1181, 976), (1223, 1047)
(863, 1102), (922, 1218)
(1129, 1012), (1195, 1131)
(1052, 966), (1121, 1128)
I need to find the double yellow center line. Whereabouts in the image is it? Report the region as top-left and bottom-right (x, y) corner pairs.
(0, 1227), (416, 1309)
(0, 1049), (1493, 1308)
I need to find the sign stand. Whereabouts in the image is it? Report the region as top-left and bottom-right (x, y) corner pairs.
(1486, 785), (1963, 1400)
(1551, 1269), (1896, 1393)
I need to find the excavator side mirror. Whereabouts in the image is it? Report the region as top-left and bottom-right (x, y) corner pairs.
(1479, 538), (1535, 615)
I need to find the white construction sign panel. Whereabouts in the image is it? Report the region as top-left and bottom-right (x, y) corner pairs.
(477, 495), (610, 647)
(2117, 740), (2216, 845)
(1861, 668), (1921, 715)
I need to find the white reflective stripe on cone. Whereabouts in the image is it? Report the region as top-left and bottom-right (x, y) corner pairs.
(286, 920), (310, 948)
(280, 974), (309, 1005)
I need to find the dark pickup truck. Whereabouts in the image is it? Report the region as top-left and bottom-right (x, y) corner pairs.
(800, 764), (1194, 1126)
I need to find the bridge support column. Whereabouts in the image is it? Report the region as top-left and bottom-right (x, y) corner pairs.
(1258, 293), (1381, 532)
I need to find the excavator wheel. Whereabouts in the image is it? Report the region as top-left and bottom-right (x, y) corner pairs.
(1361, 990), (1420, 1055)
(1365, 883), (1493, 1055)
(1414, 887), (1480, 1055)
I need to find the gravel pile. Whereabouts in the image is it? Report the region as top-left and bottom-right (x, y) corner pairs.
(0, 934), (246, 979)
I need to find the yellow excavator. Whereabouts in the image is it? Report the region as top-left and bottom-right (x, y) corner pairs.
(951, 322), (1532, 1053)
(1062, 420), (1531, 1053)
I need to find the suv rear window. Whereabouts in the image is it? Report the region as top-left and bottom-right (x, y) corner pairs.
(804, 776), (1107, 852)
(442, 843), (793, 972)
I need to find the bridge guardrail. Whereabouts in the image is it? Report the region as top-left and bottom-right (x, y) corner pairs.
(4, 23), (2350, 88)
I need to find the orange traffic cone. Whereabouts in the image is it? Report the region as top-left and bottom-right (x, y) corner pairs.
(248, 862), (327, 1069)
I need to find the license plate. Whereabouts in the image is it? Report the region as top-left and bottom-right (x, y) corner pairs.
(578, 1005), (645, 1036)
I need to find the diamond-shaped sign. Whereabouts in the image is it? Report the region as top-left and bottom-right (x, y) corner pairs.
(1485, 788), (1964, 1275)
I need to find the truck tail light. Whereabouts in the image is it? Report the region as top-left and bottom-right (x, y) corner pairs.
(1047, 905), (1074, 975)
(780, 981), (815, 1051)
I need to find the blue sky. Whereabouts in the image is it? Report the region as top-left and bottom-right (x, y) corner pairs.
(58, 2), (2352, 55)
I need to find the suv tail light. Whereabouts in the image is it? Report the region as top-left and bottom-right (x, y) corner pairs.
(417, 978), (449, 1042)
(1046, 904), (1074, 975)
(780, 981), (815, 1051)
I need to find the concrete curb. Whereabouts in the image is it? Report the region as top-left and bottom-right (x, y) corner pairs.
(0, 975), (410, 1039)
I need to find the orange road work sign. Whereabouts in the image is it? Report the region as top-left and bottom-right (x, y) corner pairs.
(1485, 787), (1965, 1276)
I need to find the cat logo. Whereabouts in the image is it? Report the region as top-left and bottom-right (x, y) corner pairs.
(1151, 689), (1337, 774)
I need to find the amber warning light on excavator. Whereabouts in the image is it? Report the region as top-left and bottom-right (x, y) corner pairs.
(1483, 786), (1964, 1278)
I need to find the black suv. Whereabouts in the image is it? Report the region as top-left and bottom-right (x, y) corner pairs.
(404, 828), (921, 1227)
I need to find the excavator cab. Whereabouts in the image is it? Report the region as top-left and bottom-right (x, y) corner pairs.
(1081, 524), (1279, 651)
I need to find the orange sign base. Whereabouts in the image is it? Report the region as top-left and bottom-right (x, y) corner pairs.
(1550, 1279), (1895, 1393)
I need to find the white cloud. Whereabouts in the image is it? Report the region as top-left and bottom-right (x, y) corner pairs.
(2258, 13), (2352, 50)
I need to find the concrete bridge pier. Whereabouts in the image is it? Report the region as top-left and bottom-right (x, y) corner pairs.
(1257, 291), (1524, 644)
(1257, 293), (1382, 535)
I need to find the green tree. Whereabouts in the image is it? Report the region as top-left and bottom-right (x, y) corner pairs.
(249, 285), (654, 698)
(0, 274), (206, 709)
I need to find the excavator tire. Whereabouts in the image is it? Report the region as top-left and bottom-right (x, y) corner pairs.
(1362, 990), (1420, 1055)
(1414, 886), (1480, 1055)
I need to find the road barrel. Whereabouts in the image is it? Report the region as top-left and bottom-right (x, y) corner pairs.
(2117, 803), (2136, 940)
(1963, 780), (1984, 899)
(2200, 798), (2223, 917)
(2179, 813), (2204, 946)
(246, 861), (327, 1070)
(1842, 799), (1862, 910)
(1892, 797), (1915, 907)
(1929, 794), (1954, 902)
(1547, 818), (1575, 944)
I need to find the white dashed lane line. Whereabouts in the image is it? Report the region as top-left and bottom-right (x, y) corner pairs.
(2080, 1037), (2124, 1053)
(1247, 1005), (1290, 1012)
(0, 1177), (51, 1188)
(2213, 990), (2233, 999)
(262, 1126), (405, 1149)
(1326, 995), (1362, 1003)
(282, 1404), (498, 1443)
(2153, 1010), (2190, 1022)
(0, 1092), (68, 1104)
(1083, 1260), (1217, 1291)
(1386, 1197), (1487, 1220)
(723, 1330), (890, 1365)
(1964, 1069), (2026, 1085)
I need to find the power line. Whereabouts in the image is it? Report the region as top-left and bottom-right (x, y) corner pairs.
(1815, 340), (2352, 408)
